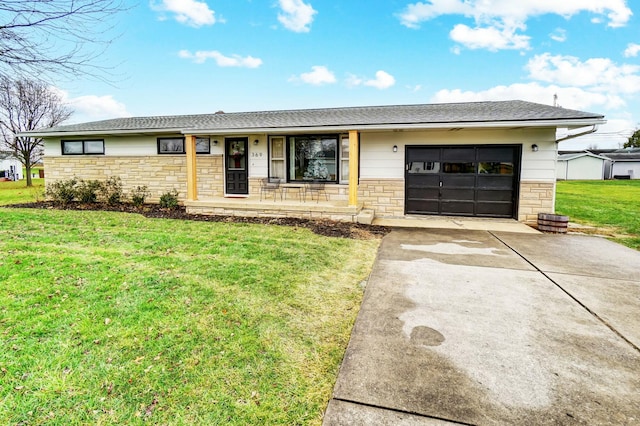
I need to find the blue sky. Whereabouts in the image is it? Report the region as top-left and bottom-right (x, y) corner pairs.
(59, 0), (640, 150)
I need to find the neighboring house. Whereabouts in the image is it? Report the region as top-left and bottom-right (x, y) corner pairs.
(0, 153), (23, 181)
(605, 148), (640, 179)
(556, 151), (610, 180)
(20, 101), (605, 224)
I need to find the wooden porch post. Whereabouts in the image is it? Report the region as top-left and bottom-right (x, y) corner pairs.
(185, 134), (198, 201)
(348, 130), (359, 206)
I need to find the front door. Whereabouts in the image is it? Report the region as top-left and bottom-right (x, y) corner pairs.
(225, 137), (249, 195)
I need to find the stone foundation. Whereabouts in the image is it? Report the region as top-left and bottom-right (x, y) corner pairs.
(44, 155), (223, 202)
(358, 179), (405, 218)
(518, 181), (555, 224)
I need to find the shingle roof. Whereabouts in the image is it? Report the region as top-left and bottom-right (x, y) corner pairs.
(24, 100), (605, 136)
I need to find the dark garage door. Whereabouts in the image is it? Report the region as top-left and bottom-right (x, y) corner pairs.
(405, 145), (520, 218)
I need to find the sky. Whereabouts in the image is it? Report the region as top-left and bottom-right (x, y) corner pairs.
(58, 0), (640, 150)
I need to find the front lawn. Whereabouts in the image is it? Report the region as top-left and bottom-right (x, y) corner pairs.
(0, 179), (44, 206)
(555, 180), (640, 250)
(0, 208), (379, 424)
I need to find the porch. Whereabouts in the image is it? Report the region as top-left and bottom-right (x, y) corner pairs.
(184, 195), (367, 223)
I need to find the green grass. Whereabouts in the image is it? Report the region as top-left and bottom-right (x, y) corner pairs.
(555, 180), (640, 250)
(0, 179), (44, 205)
(0, 208), (379, 425)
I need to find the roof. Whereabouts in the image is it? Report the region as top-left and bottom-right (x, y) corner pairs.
(20, 100), (606, 137)
(603, 148), (640, 161)
(558, 151), (610, 161)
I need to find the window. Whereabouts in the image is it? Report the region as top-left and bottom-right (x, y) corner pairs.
(158, 137), (185, 154)
(196, 137), (210, 154)
(288, 135), (338, 182)
(340, 135), (349, 183)
(269, 136), (285, 179)
(62, 140), (104, 155)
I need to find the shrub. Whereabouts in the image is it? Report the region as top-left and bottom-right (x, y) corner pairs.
(46, 178), (78, 205)
(100, 176), (124, 205)
(159, 189), (179, 209)
(76, 179), (102, 203)
(130, 185), (149, 207)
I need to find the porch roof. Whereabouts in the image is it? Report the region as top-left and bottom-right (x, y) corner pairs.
(21, 100), (605, 137)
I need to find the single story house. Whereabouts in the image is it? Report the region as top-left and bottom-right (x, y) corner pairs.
(556, 151), (610, 180)
(21, 100), (605, 224)
(0, 153), (23, 181)
(605, 148), (640, 179)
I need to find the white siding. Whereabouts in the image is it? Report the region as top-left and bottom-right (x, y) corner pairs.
(359, 127), (557, 181)
(612, 162), (640, 179)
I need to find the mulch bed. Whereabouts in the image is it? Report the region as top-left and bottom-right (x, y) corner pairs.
(6, 201), (391, 240)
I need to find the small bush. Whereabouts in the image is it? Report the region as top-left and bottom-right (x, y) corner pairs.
(76, 179), (102, 203)
(46, 178), (78, 205)
(130, 185), (149, 207)
(100, 176), (124, 205)
(159, 189), (179, 209)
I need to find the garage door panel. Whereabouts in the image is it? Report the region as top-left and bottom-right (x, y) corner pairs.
(477, 147), (516, 162)
(477, 190), (513, 202)
(442, 175), (475, 186)
(407, 174), (440, 187)
(476, 202), (513, 217)
(441, 201), (475, 215)
(441, 188), (475, 201)
(477, 175), (513, 189)
(442, 147), (475, 161)
(407, 200), (439, 214)
(407, 188), (439, 199)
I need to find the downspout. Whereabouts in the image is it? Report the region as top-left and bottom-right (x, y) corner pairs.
(555, 124), (599, 143)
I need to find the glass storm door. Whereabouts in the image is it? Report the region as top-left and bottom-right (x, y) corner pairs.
(225, 137), (249, 195)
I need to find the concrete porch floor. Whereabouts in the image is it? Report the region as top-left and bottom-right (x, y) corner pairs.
(184, 195), (362, 221)
(374, 215), (540, 234)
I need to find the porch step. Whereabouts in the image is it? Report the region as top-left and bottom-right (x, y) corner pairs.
(356, 209), (375, 225)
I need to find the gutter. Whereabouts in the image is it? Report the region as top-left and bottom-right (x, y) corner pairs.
(18, 119), (606, 138)
(555, 124), (599, 143)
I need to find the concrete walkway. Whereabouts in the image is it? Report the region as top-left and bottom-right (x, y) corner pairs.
(323, 228), (640, 425)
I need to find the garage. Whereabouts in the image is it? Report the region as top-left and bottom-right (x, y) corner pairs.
(405, 145), (521, 218)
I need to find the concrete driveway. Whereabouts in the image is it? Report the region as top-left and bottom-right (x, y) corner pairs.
(324, 229), (640, 425)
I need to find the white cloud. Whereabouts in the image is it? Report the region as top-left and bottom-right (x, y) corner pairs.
(290, 66), (336, 85)
(53, 88), (130, 123)
(397, 0), (631, 51)
(430, 82), (625, 111)
(526, 53), (640, 95)
(550, 28), (567, 42)
(364, 71), (396, 89)
(450, 24), (530, 51)
(151, 0), (217, 27)
(178, 50), (262, 68)
(624, 43), (640, 58)
(346, 71), (396, 89)
(278, 0), (317, 33)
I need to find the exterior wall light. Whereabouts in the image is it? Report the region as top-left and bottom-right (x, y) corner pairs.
(254, 139), (259, 145)
(213, 140), (218, 145)
(531, 144), (539, 152)
(393, 145), (398, 152)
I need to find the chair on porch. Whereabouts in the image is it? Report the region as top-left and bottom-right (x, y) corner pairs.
(305, 181), (328, 203)
(260, 178), (281, 201)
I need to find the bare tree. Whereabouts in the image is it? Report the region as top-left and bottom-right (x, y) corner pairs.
(0, 0), (126, 80)
(0, 77), (72, 186)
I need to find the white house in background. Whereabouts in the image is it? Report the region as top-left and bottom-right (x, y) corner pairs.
(556, 152), (610, 180)
(20, 101), (606, 224)
(606, 149), (640, 179)
(0, 154), (22, 180)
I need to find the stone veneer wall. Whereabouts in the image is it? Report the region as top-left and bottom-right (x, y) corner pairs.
(45, 155), (224, 202)
(518, 181), (555, 224)
(358, 178), (405, 217)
